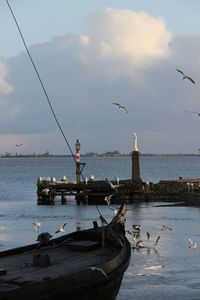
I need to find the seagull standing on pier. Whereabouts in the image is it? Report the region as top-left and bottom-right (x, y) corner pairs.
(112, 102), (128, 113)
(55, 222), (67, 234)
(176, 69), (195, 84)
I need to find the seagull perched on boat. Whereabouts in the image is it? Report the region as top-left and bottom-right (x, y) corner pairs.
(104, 194), (113, 205)
(184, 110), (200, 116)
(112, 102), (128, 113)
(176, 69), (195, 84)
(33, 221), (41, 232)
(55, 222), (67, 234)
(87, 267), (108, 279)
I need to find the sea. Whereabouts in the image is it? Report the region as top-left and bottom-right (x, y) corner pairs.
(1, 155), (200, 299)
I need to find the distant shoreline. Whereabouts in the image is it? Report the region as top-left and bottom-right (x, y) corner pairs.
(1, 153), (199, 158)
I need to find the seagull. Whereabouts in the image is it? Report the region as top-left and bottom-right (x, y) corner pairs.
(112, 102), (128, 113)
(132, 240), (145, 250)
(87, 267), (108, 279)
(42, 188), (50, 195)
(106, 178), (116, 190)
(176, 69), (195, 84)
(184, 110), (200, 116)
(104, 194), (113, 205)
(147, 232), (150, 240)
(109, 206), (119, 214)
(132, 224), (141, 232)
(154, 235), (160, 246)
(188, 238), (197, 249)
(55, 222), (67, 234)
(16, 143), (23, 147)
(33, 221), (41, 232)
(161, 225), (172, 231)
(125, 229), (133, 236)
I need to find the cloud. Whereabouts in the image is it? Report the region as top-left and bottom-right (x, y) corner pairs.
(0, 61), (13, 95)
(1, 8), (200, 154)
(78, 8), (171, 78)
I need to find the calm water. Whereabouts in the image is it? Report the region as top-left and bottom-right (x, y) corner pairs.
(1, 155), (200, 299)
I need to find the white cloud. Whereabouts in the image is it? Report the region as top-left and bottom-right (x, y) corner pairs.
(0, 61), (13, 95)
(77, 8), (172, 78)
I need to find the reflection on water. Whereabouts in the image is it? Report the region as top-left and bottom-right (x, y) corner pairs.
(117, 203), (200, 300)
(0, 157), (200, 299)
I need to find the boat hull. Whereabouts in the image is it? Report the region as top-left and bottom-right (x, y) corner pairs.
(0, 204), (131, 300)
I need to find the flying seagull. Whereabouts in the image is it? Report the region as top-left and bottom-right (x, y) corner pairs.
(188, 238), (197, 249)
(55, 222), (67, 234)
(176, 69), (195, 84)
(184, 110), (200, 116)
(106, 178), (116, 190)
(112, 102), (128, 113)
(104, 194), (112, 205)
(109, 206), (119, 215)
(16, 143), (23, 147)
(33, 221), (41, 232)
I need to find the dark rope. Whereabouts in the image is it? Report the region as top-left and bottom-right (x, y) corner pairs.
(5, 0), (84, 179)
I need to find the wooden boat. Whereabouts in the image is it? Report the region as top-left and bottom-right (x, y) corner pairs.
(0, 204), (131, 300)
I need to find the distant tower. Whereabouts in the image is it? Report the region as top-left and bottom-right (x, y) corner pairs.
(75, 139), (81, 183)
(132, 132), (141, 182)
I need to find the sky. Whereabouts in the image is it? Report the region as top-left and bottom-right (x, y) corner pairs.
(1, 0), (200, 155)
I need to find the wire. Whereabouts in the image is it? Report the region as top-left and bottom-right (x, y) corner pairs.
(5, 0), (84, 179)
